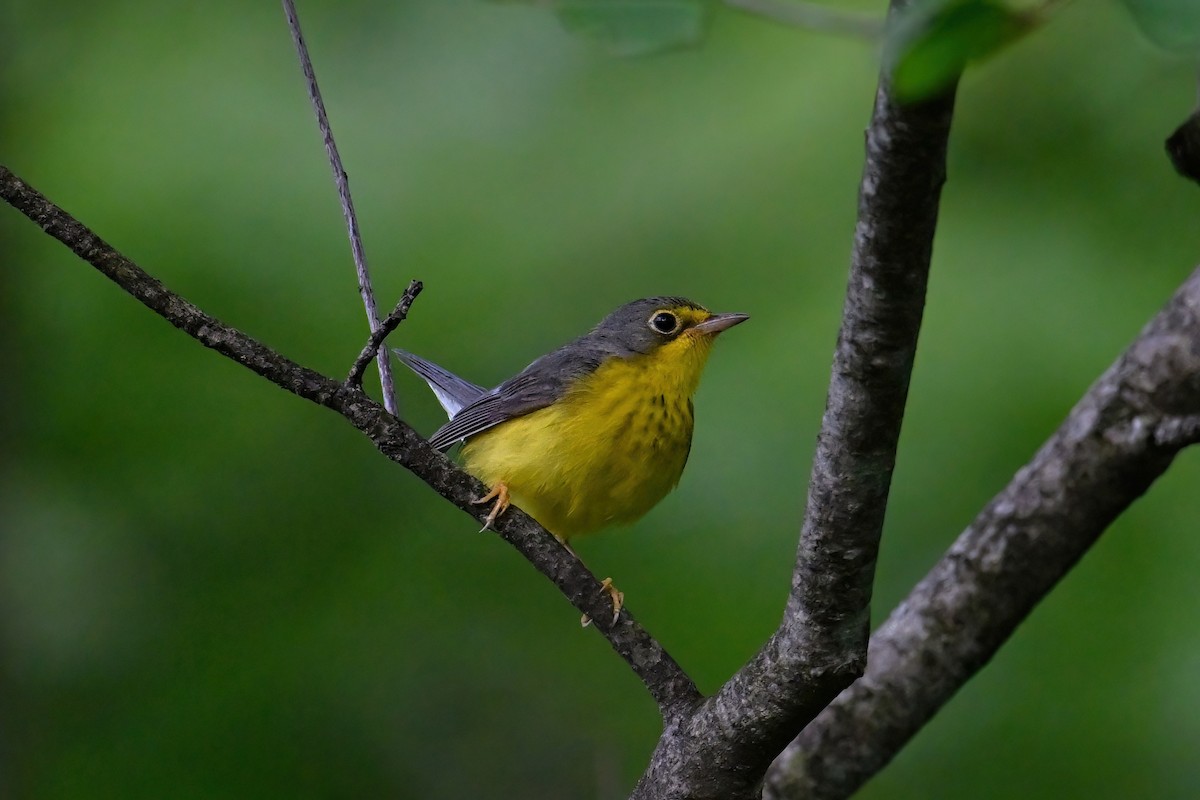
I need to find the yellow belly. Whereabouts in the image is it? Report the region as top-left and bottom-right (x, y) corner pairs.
(460, 358), (696, 541)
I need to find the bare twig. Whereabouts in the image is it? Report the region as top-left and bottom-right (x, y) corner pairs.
(724, 0), (883, 39)
(0, 164), (701, 716)
(347, 280), (424, 388)
(765, 266), (1200, 800)
(281, 0), (399, 413)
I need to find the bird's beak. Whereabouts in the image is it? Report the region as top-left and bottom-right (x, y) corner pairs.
(692, 312), (750, 336)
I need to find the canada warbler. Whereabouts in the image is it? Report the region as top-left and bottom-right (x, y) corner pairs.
(394, 297), (747, 618)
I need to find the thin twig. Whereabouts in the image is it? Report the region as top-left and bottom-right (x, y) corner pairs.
(347, 280), (424, 388)
(281, 0), (399, 414)
(724, 0), (883, 39)
(0, 164), (701, 716)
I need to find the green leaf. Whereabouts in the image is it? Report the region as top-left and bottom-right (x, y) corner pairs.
(553, 0), (711, 57)
(1117, 0), (1200, 51)
(886, 0), (1032, 101)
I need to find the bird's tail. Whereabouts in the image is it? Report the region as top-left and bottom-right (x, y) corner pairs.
(392, 349), (487, 419)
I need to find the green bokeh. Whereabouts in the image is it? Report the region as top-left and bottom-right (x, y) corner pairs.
(3, 1), (1198, 798)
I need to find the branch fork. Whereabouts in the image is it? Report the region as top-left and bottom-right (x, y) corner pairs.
(6, 0), (1200, 795)
(346, 279), (424, 389)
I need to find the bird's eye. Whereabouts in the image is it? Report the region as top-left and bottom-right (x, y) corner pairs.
(649, 311), (680, 335)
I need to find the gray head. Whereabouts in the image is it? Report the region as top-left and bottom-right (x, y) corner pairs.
(585, 297), (749, 356)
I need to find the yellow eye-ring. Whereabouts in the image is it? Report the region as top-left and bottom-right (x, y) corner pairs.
(648, 310), (680, 335)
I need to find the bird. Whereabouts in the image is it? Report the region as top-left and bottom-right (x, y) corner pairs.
(394, 296), (748, 622)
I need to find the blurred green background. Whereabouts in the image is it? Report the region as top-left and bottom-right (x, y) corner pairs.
(3, 1), (1199, 798)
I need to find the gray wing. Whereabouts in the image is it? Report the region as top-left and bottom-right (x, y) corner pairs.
(425, 337), (615, 451)
(393, 349), (487, 418)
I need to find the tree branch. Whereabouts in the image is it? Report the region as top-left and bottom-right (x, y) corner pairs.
(281, 0), (400, 413)
(628, 5), (959, 797)
(765, 265), (1200, 800)
(0, 164), (701, 717)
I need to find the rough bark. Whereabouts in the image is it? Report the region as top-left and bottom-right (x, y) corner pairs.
(765, 266), (1200, 799)
(628, 14), (959, 800)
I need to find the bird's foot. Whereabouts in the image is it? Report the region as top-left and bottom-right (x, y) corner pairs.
(473, 482), (510, 532)
(580, 577), (625, 628)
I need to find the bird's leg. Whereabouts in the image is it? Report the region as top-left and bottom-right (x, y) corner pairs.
(473, 481), (510, 532)
(581, 577), (625, 628)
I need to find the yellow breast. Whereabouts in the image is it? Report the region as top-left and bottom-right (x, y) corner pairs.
(460, 332), (717, 541)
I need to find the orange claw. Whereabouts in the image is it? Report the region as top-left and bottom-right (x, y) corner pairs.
(600, 577), (624, 622)
(581, 577), (625, 628)
(473, 481), (511, 532)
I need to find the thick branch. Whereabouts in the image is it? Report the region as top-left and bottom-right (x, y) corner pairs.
(765, 266), (1200, 799)
(0, 164), (701, 716)
(629, 10), (958, 800)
